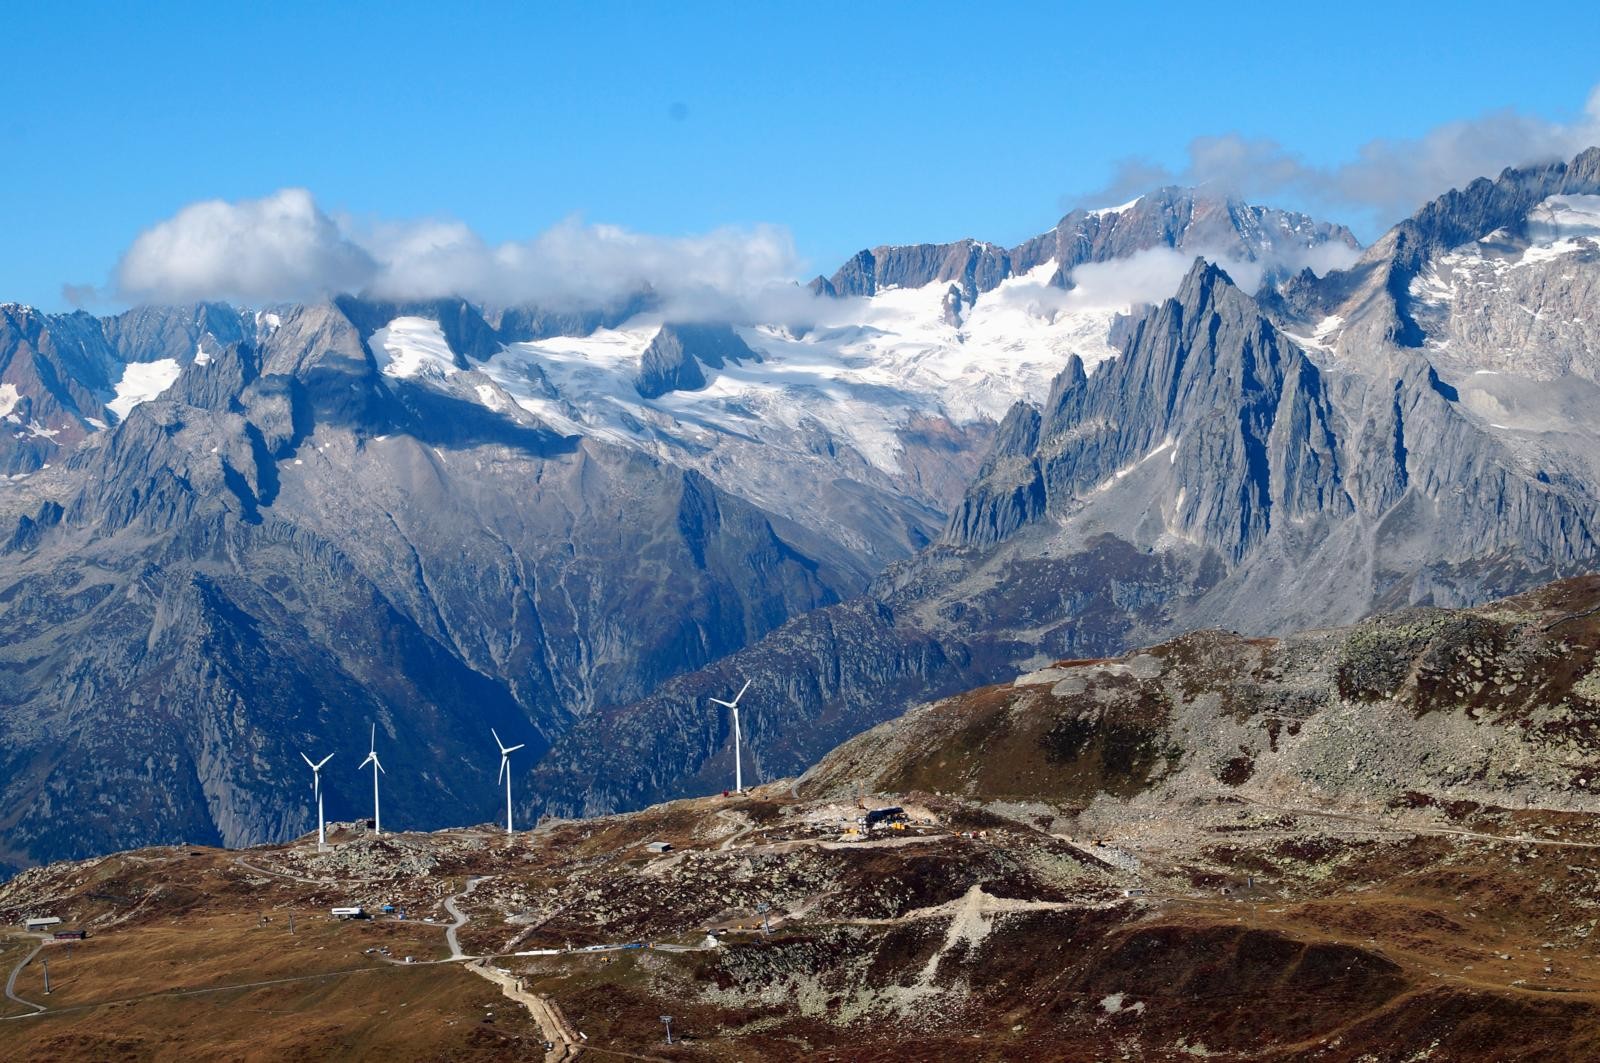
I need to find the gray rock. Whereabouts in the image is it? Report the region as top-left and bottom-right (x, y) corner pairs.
(635, 323), (761, 399)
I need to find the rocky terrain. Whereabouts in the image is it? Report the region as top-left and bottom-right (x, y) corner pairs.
(6, 575), (1600, 1060)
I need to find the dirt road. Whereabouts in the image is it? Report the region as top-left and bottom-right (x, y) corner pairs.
(3, 934), (48, 1016)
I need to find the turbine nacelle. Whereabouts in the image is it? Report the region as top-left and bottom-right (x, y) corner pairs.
(301, 751), (333, 794)
(359, 725), (384, 772)
(708, 679), (752, 711)
(300, 750), (333, 850)
(491, 727), (526, 758)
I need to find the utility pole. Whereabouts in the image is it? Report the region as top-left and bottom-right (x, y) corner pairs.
(42, 958), (50, 994)
(660, 1015), (674, 1044)
(757, 901), (772, 936)
(288, 913), (296, 935)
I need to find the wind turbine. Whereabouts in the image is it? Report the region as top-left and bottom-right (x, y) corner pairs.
(492, 728), (525, 835)
(358, 724), (386, 836)
(300, 751), (334, 849)
(709, 680), (752, 794)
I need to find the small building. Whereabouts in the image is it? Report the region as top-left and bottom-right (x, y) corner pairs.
(54, 930), (88, 940)
(645, 841), (672, 854)
(24, 917), (61, 932)
(864, 807), (907, 831)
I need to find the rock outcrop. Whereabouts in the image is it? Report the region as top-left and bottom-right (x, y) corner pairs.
(634, 322), (761, 399)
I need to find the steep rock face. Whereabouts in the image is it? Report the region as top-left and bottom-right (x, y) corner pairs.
(99, 302), (251, 364)
(1298, 146), (1600, 354)
(634, 323), (761, 398)
(815, 187), (1361, 302)
(0, 305), (119, 473)
(948, 261), (1349, 559)
(822, 240), (1015, 301)
(488, 293), (656, 343)
(1012, 186), (1360, 283)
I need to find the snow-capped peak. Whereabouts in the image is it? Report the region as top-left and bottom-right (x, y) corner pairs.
(1088, 196), (1143, 218)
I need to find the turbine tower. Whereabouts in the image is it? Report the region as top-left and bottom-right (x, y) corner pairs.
(300, 751), (334, 849)
(709, 680), (753, 794)
(492, 728), (525, 835)
(358, 724), (386, 836)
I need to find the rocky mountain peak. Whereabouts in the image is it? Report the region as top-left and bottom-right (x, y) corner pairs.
(634, 322), (761, 399)
(812, 189), (1360, 306)
(945, 256), (1347, 559)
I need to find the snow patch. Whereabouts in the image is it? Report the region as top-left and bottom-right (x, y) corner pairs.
(1089, 196), (1142, 218)
(369, 317), (458, 381)
(108, 359), (182, 421)
(0, 383), (19, 418)
(473, 383), (508, 412)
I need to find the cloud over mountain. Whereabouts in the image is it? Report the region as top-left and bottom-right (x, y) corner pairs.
(110, 189), (802, 313)
(115, 189), (376, 305)
(1086, 83), (1600, 228)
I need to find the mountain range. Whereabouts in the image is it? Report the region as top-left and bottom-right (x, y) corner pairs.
(2, 151), (1598, 874)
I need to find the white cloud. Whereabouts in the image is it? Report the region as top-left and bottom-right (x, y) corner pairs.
(116, 189), (375, 304)
(1086, 83), (1600, 230)
(978, 237), (1358, 323)
(103, 185), (1357, 329)
(111, 189), (803, 317)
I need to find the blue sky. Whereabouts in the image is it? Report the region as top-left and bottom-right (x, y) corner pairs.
(3, 1), (1599, 310)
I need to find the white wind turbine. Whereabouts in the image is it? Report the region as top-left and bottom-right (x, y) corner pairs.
(358, 724), (386, 836)
(709, 680), (753, 794)
(300, 751), (334, 849)
(492, 728), (525, 835)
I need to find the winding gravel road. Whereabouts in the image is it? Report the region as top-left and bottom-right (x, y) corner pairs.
(3, 934), (48, 1016)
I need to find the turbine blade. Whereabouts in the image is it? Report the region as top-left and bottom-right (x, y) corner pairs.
(314, 753), (334, 770)
(359, 752), (375, 770)
(497, 757), (507, 785)
(733, 679), (752, 705)
(708, 698), (734, 709)
(370, 722), (376, 752)
(491, 726), (504, 752)
(505, 743), (525, 754)
(300, 751), (314, 769)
